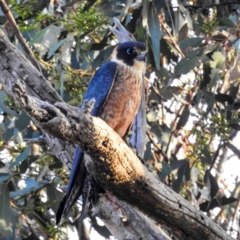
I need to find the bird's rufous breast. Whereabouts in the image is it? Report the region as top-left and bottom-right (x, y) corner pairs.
(99, 64), (143, 137)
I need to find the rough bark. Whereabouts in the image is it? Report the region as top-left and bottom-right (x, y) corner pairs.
(0, 29), (167, 239)
(0, 30), (234, 240)
(11, 79), (233, 240)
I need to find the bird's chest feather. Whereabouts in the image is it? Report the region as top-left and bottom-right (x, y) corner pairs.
(100, 65), (143, 137)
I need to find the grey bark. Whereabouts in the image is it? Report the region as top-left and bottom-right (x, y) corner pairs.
(0, 30), (234, 240)
(0, 30), (167, 239)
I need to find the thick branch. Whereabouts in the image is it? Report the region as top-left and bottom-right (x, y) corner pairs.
(0, 29), (167, 239)
(0, 30), (61, 103)
(11, 79), (233, 240)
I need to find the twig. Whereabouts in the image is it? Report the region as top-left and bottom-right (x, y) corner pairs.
(159, 14), (185, 58)
(0, 0), (41, 72)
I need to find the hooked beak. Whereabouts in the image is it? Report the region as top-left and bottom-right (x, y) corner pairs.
(136, 52), (146, 62)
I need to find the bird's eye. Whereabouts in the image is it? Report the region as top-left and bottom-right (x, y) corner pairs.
(126, 48), (136, 55)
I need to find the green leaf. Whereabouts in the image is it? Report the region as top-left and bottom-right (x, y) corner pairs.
(209, 51), (225, 69)
(202, 91), (215, 116)
(92, 46), (114, 69)
(203, 44), (218, 55)
(215, 93), (234, 105)
(160, 86), (181, 100)
(2, 128), (14, 142)
(143, 141), (152, 162)
(47, 38), (67, 59)
(176, 106), (190, 130)
(159, 124), (171, 147)
(158, 162), (171, 180)
(15, 111), (30, 131)
(0, 174), (10, 183)
(0, 91), (18, 117)
(179, 37), (204, 49)
(0, 183), (12, 238)
(14, 128), (23, 144)
(200, 147), (212, 164)
(10, 178), (46, 198)
(28, 26), (50, 47)
(200, 197), (238, 212)
(170, 159), (188, 171)
(208, 68), (220, 88)
(204, 170), (219, 200)
(20, 156), (39, 174)
(10, 147), (30, 168)
(148, 2), (161, 70)
(172, 160), (190, 193)
(219, 17), (236, 28)
(174, 49), (200, 75)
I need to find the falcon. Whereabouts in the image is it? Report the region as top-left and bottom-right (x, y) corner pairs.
(56, 41), (147, 224)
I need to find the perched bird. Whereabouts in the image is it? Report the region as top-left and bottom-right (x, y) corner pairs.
(56, 41), (147, 224)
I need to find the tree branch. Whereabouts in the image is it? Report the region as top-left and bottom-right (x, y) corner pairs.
(0, 29), (167, 239)
(10, 78), (233, 240)
(0, 29), (233, 240)
(0, 0), (41, 71)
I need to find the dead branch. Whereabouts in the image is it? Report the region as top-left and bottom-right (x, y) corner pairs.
(11, 78), (233, 240)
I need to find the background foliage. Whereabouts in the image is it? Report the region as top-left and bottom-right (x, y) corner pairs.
(0, 0), (240, 239)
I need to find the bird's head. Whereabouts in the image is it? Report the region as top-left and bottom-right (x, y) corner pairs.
(110, 41), (147, 74)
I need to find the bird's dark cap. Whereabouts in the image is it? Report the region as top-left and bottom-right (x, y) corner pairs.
(117, 41), (147, 52)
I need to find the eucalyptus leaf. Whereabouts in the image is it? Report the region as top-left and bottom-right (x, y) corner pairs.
(148, 2), (161, 70)
(10, 178), (47, 198)
(0, 173), (10, 183)
(176, 106), (190, 130)
(215, 93), (234, 105)
(204, 170), (219, 200)
(158, 162), (171, 180)
(200, 197), (238, 212)
(28, 26), (50, 47)
(0, 91), (17, 117)
(15, 111), (30, 131)
(202, 91), (215, 116)
(170, 159), (188, 171)
(92, 46), (115, 69)
(174, 49), (200, 76)
(3, 128), (14, 142)
(179, 37), (204, 49)
(47, 38), (67, 59)
(219, 17), (236, 27)
(10, 147), (30, 168)
(208, 68), (220, 88)
(172, 160), (190, 193)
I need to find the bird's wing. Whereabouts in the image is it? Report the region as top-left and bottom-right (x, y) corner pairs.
(56, 61), (117, 224)
(85, 61), (117, 115)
